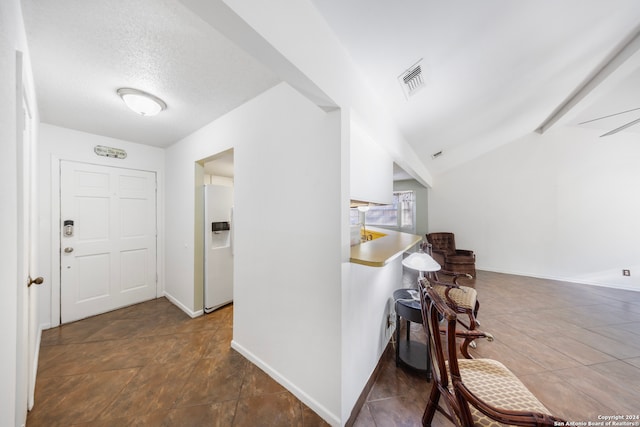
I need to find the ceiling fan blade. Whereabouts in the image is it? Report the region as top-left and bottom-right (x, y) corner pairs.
(600, 119), (640, 137)
(600, 116), (640, 137)
(579, 107), (640, 125)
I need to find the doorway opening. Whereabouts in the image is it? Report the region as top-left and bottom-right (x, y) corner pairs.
(194, 148), (234, 313)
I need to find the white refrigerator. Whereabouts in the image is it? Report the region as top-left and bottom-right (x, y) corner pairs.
(203, 184), (234, 313)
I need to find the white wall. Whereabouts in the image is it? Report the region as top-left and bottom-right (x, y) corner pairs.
(37, 124), (165, 327)
(429, 126), (640, 289)
(341, 259), (401, 422)
(350, 122), (393, 205)
(164, 83), (343, 424)
(203, 174), (233, 186)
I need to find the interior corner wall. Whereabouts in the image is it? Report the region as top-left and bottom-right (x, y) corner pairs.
(193, 162), (204, 312)
(37, 124), (165, 327)
(164, 83), (342, 424)
(428, 126), (640, 290)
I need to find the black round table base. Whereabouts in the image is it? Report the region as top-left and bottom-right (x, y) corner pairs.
(397, 340), (429, 373)
(393, 288), (431, 381)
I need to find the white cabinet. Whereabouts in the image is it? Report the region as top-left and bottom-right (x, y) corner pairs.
(350, 124), (393, 205)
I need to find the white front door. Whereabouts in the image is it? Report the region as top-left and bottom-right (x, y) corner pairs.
(60, 161), (157, 324)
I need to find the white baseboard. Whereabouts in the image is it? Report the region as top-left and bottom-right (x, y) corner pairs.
(477, 267), (640, 292)
(230, 340), (341, 427)
(163, 291), (203, 318)
(29, 324), (47, 410)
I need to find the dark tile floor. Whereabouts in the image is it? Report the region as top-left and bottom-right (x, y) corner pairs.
(28, 271), (640, 426)
(27, 301), (329, 427)
(354, 271), (640, 426)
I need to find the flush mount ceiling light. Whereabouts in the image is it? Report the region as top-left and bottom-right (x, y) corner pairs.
(117, 88), (167, 116)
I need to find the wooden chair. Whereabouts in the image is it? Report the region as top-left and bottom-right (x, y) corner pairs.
(420, 243), (480, 336)
(418, 284), (565, 427)
(422, 275), (480, 335)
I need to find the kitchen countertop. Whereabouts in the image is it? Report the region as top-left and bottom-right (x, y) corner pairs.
(350, 227), (422, 267)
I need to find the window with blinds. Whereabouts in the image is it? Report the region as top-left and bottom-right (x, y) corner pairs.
(350, 190), (415, 232)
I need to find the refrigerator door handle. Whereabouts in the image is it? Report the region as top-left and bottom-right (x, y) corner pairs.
(230, 207), (234, 256)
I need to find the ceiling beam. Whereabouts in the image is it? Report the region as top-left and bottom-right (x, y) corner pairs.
(536, 24), (640, 134)
(178, 0), (337, 112)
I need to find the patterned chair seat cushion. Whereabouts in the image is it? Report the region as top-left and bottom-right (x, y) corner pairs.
(433, 284), (477, 310)
(456, 358), (551, 427)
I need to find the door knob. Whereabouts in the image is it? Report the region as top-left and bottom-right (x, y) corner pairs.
(28, 276), (44, 287)
(64, 247), (74, 253)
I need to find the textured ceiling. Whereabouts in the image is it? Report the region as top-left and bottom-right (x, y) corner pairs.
(22, 0), (280, 147)
(310, 0), (640, 174)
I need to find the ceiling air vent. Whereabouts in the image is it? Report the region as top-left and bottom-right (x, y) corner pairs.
(399, 59), (425, 99)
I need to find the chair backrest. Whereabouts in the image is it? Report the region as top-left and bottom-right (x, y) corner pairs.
(426, 232), (457, 255)
(419, 282), (461, 419)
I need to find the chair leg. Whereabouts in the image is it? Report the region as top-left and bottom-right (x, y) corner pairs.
(422, 385), (440, 426)
(395, 313), (400, 367)
(469, 302), (480, 348)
